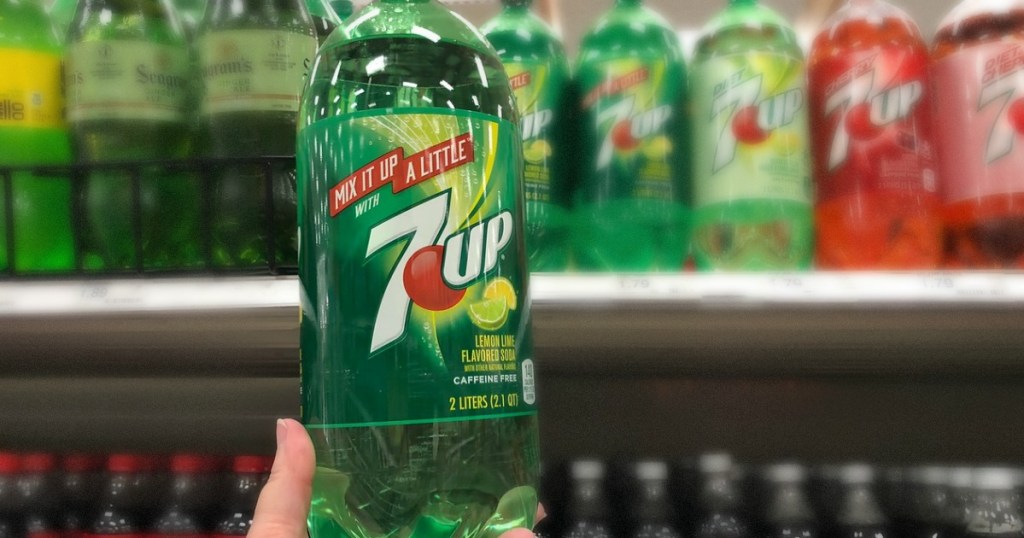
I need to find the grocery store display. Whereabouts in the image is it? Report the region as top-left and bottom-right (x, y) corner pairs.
(198, 0), (317, 269)
(808, 0), (942, 270)
(298, 0), (539, 537)
(0, 0), (75, 274)
(211, 456), (270, 537)
(66, 0), (199, 271)
(758, 463), (817, 538)
(151, 454), (221, 537)
(691, 0), (813, 271)
(483, 0), (572, 271)
(572, 0), (690, 272)
(932, 0), (1024, 268)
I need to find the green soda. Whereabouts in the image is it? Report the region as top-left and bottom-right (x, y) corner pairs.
(0, 0), (74, 274)
(482, 0), (571, 272)
(66, 0), (199, 271)
(329, 0), (350, 19)
(307, 0), (341, 44)
(690, 0), (813, 271)
(298, 1), (539, 537)
(572, 0), (690, 272)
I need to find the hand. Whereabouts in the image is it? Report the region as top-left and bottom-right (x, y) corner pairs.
(249, 418), (540, 538)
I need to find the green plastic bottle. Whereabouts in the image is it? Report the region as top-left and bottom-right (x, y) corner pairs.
(66, 0), (198, 271)
(198, 0), (317, 269)
(482, 0), (571, 272)
(0, 0), (74, 274)
(690, 0), (813, 271)
(307, 0), (341, 44)
(572, 0), (690, 272)
(328, 0), (350, 19)
(297, 1), (539, 537)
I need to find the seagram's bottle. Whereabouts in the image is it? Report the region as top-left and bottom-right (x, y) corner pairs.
(297, 1), (540, 538)
(198, 0), (317, 270)
(66, 0), (199, 271)
(482, 0), (572, 272)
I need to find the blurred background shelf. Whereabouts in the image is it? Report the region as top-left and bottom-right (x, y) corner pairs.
(3, 273), (1024, 378)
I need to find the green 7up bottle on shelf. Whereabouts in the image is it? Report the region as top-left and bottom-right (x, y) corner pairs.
(483, 0), (571, 272)
(573, 0), (690, 272)
(297, 1), (539, 537)
(691, 0), (813, 271)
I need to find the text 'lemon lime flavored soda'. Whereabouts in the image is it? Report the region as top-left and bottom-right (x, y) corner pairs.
(297, 0), (540, 537)
(573, 0), (690, 272)
(483, 0), (571, 272)
(691, 0), (813, 271)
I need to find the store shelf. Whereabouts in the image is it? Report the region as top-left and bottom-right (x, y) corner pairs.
(2, 273), (1024, 378)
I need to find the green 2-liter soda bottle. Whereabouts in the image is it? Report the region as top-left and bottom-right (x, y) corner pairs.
(0, 0), (74, 274)
(573, 0), (690, 272)
(298, 1), (540, 537)
(307, 0), (340, 44)
(482, 0), (571, 272)
(329, 0), (350, 19)
(690, 0), (813, 271)
(66, 0), (198, 271)
(198, 0), (317, 270)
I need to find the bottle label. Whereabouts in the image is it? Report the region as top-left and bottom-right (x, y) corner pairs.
(298, 109), (536, 427)
(811, 48), (937, 202)
(505, 61), (561, 204)
(693, 51), (812, 207)
(934, 41), (1024, 204)
(0, 48), (63, 129)
(199, 30), (316, 115)
(577, 56), (682, 201)
(66, 40), (189, 123)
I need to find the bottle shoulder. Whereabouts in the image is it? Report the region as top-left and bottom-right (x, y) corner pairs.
(199, 0), (314, 36)
(483, 12), (568, 69)
(343, 0), (495, 59)
(0, 1), (63, 51)
(576, 6), (684, 67)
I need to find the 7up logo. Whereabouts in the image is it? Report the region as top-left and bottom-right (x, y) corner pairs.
(365, 193), (513, 353)
(597, 96), (672, 169)
(326, 132), (514, 354)
(824, 57), (924, 171)
(710, 70), (804, 173)
(979, 45), (1024, 165)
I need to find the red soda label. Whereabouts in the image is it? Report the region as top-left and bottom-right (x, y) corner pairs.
(934, 41), (1024, 204)
(811, 48), (936, 202)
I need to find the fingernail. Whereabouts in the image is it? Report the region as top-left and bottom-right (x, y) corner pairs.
(276, 418), (289, 449)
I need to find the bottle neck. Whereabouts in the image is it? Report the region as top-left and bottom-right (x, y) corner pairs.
(503, 0), (533, 8)
(729, 0), (757, 6)
(616, 0), (642, 6)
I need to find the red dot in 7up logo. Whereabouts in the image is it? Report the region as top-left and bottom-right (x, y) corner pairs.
(711, 70), (804, 173)
(366, 191), (516, 354)
(597, 96), (672, 168)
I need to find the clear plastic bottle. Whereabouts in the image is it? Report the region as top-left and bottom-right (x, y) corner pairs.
(61, 454), (105, 538)
(932, 0), (1024, 268)
(691, 0), (813, 271)
(0, 453), (21, 538)
(629, 461), (682, 538)
(210, 456), (270, 538)
(835, 464), (891, 538)
(964, 468), (1024, 538)
(759, 464), (818, 538)
(151, 454), (222, 537)
(563, 460), (613, 538)
(572, 0), (690, 272)
(18, 453), (60, 537)
(297, 1), (540, 537)
(695, 453), (749, 538)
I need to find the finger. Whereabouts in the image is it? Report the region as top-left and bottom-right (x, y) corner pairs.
(249, 419), (316, 538)
(499, 528), (537, 538)
(536, 504), (547, 524)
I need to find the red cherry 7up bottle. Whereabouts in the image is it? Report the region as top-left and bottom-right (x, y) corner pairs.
(691, 0), (813, 271)
(933, 0), (1024, 268)
(297, 1), (539, 537)
(483, 0), (571, 272)
(573, 0), (690, 272)
(809, 0), (942, 269)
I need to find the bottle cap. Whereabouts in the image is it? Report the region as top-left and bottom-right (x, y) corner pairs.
(170, 454), (221, 473)
(233, 455), (272, 473)
(570, 459), (605, 481)
(938, 0), (1024, 34)
(973, 467), (1016, 490)
(21, 453), (56, 472)
(699, 452), (733, 474)
(107, 454), (149, 473)
(633, 460), (669, 481)
(838, 463), (876, 484)
(763, 462), (807, 483)
(0, 452), (20, 474)
(61, 454), (104, 473)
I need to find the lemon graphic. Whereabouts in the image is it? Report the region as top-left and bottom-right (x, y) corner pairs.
(642, 136), (673, 160)
(469, 297), (509, 331)
(770, 131), (802, 157)
(523, 140), (552, 163)
(483, 277), (517, 311)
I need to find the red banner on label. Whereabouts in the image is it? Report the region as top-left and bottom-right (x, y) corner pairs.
(582, 67), (649, 108)
(329, 133), (475, 217)
(509, 72), (532, 91)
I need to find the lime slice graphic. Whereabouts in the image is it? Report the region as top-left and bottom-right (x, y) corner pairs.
(642, 136), (673, 160)
(483, 277), (517, 311)
(523, 140), (552, 163)
(469, 297), (509, 331)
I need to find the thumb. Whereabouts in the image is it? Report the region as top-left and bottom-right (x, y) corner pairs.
(249, 419), (316, 538)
